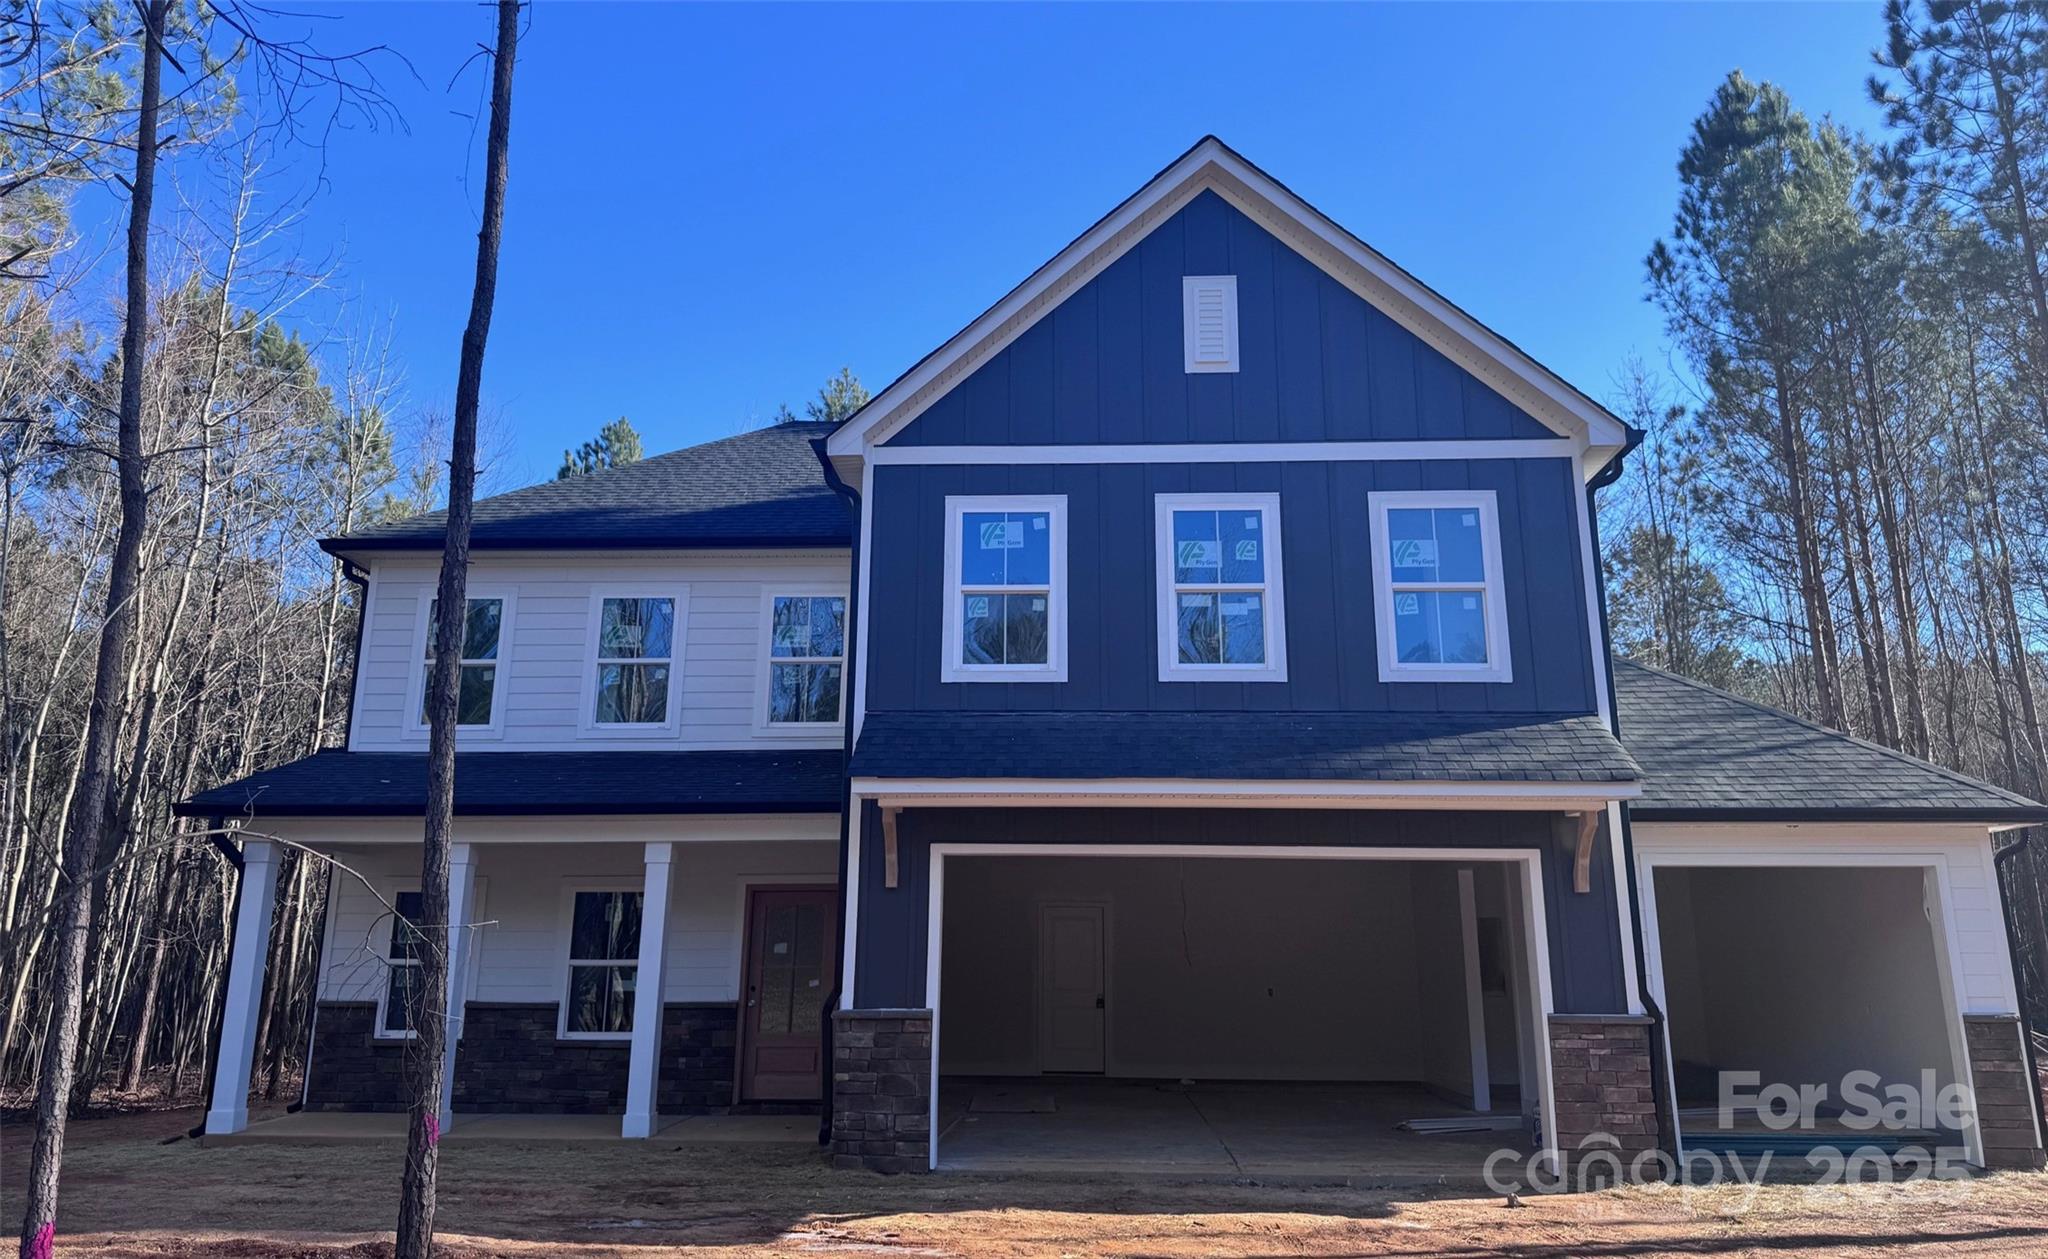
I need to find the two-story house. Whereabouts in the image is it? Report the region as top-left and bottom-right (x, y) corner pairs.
(184, 138), (2047, 1180)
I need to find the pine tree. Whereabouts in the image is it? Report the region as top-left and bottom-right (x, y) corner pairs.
(805, 366), (869, 422)
(557, 416), (641, 478)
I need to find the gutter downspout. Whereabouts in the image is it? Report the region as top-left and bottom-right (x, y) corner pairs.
(188, 819), (242, 1140)
(1992, 831), (2048, 1155)
(336, 560), (371, 751)
(1586, 427), (1685, 1162)
(810, 437), (861, 1148)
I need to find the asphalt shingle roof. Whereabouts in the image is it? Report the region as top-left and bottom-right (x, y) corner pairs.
(1614, 659), (2048, 821)
(175, 749), (844, 818)
(324, 421), (849, 553)
(849, 710), (1641, 784)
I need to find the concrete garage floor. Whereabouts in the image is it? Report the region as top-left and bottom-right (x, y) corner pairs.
(936, 1077), (1526, 1182)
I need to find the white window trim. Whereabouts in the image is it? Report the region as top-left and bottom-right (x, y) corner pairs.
(1182, 275), (1240, 374)
(754, 588), (849, 736)
(1368, 489), (1512, 684)
(578, 588), (688, 735)
(404, 588), (516, 739)
(370, 879), (488, 1041)
(940, 495), (1068, 684)
(371, 885), (423, 1040)
(557, 881), (645, 1042)
(1153, 492), (1288, 682)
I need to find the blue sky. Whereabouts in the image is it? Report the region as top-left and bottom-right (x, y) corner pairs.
(182, 2), (1891, 486)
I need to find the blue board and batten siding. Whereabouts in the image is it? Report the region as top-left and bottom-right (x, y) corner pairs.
(863, 457), (1596, 715)
(851, 803), (1632, 1017)
(850, 182), (1632, 1021)
(883, 190), (1557, 448)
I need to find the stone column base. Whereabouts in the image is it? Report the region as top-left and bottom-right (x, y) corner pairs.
(1965, 1014), (2046, 1170)
(831, 1009), (932, 1173)
(1549, 1013), (1661, 1182)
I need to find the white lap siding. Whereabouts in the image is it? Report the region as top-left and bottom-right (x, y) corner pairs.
(1630, 822), (2023, 1016)
(348, 551), (850, 752)
(316, 838), (839, 1007)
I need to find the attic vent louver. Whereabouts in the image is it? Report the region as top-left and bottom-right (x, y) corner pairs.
(1182, 275), (1240, 374)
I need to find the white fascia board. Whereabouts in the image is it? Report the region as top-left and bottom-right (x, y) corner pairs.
(867, 438), (1578, 466)
(828, 138), (1629, 469)
(854, 777), (1639, 810)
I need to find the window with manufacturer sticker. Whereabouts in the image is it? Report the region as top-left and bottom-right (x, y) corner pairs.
(1369, 492), (1509, 682)
(1153, 494), (1287, 681)
(951, 504), (1059, 670)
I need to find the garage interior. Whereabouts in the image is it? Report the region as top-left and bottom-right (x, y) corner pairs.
(934, 854), (1543, 1175)
(1651, 864), (1967, 1156)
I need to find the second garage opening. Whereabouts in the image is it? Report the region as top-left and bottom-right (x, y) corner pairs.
(1651, 864), (1970, 1158)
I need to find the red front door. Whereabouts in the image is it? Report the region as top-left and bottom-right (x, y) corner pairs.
(740, 887), (838, 1101)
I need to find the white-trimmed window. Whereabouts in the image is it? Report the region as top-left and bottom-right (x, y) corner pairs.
(582, 591), (683, 730)
(941, 495), (1067, 683)
(1183, 275), (1240, 373)
(375, 889), (425, 1039)
(1154, 492), (1288, 682)
(1368, 490), (1512, 683)
(560, 888), (641, 1039)
(410, 594), (510, 733)
(760, 592), (846, 730)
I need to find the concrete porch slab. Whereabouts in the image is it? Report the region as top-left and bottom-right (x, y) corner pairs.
(206, 1110), (816, 1146)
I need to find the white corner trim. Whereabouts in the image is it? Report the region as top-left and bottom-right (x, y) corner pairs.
(826, 138), (1627, 461)
(576, 587), (689, 737)
(1182, 274), (1239, 373)
(1368, 489), (1513, 685)
(1153, 492), (1287, 682)
(939, 495), (1069, 685)
(753, 587), (850, 737)
(1574, 480), (1614, 730)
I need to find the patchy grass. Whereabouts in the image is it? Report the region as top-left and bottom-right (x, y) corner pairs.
(5, 1107), (2048, 1256)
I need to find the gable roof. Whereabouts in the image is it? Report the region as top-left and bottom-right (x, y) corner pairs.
(825, 136), (1630, 466)
(324, 421), (849, 556)
(1614, 659), (2048, 823)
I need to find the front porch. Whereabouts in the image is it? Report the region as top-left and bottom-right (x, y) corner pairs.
(202, 815), (841, 1141)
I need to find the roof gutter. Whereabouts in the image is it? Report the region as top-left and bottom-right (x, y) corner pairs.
(1583, 424), (1683, 1158)
(337, 560), (370, 751)
(810, 436), (861, 1150)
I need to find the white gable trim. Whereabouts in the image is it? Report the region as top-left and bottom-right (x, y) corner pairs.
(825, 137), (1629, 467)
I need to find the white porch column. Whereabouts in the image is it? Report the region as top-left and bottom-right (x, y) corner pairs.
(205, 838), (280, 1135)
(436, 842), (477, 1132)
(623, 841), (674, 1138)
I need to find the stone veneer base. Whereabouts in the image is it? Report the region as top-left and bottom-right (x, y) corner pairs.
(303, 1000), (765, 1115)
(1548, 1013), (1661, 1182)
(830, 1009), (932, 1173)
(1964, 1014), (2046, 1170)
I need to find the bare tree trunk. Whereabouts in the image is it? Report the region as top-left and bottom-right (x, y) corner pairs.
(395, 5), (518, 1255)
(15, 5), (165, 1252)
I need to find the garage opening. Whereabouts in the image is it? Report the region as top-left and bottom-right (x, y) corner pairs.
(1651, 865), (1968, 1158)
(932, 851), (1549, 1176)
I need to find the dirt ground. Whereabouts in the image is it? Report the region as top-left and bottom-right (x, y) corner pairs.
(5, 1107), (2048, 1258)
